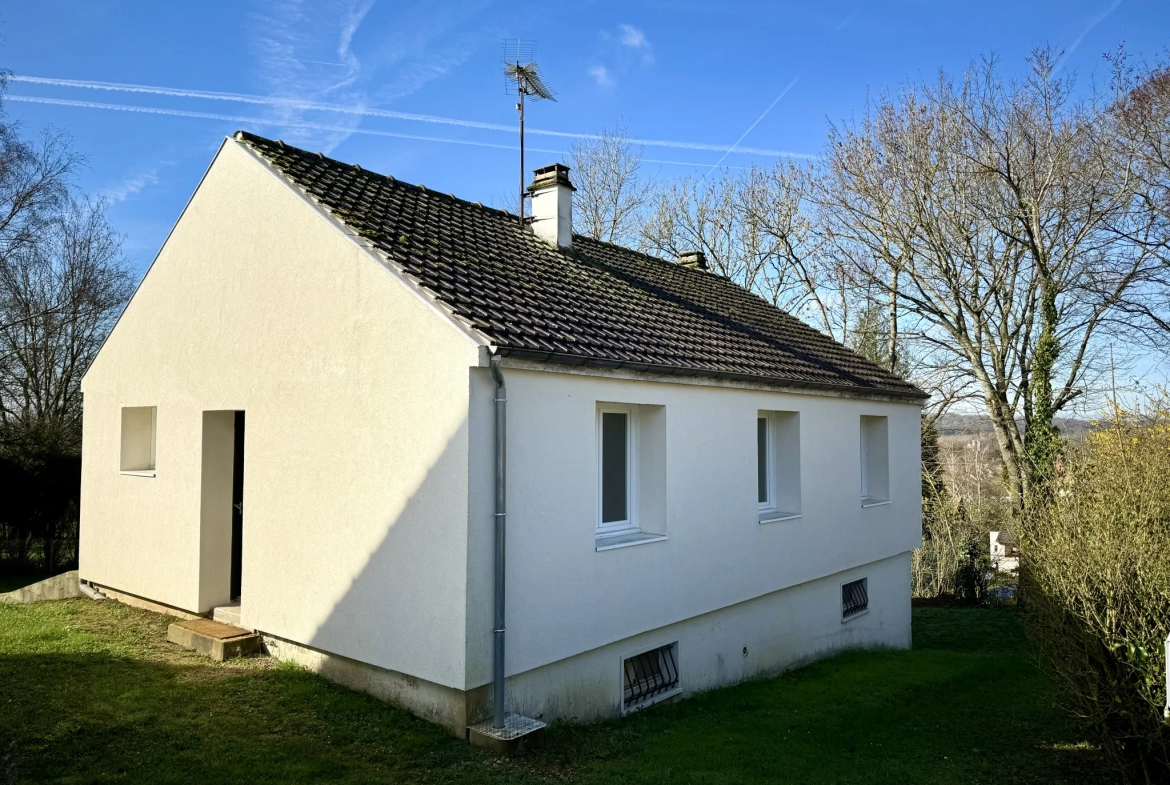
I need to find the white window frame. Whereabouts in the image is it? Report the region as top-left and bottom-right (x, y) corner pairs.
(758, 411), (801, 523)
(841, 576), (870, 622)
(860, 420), (869, 500)
(619, 639), (682, 715)
(860, 415), (890, 506)
(597, 404), (639, 539)
(758, 415), (776, 517)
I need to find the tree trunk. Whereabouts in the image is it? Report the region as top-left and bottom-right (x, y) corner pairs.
(888, 269), (899, 374)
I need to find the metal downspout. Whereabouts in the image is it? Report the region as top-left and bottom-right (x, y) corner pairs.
(489, 353), (507, 728)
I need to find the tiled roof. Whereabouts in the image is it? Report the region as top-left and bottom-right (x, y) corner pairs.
(236, 131), (925, 400)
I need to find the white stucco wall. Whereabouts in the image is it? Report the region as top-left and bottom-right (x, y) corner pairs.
(80, 139), (481, 689)
(503, 551), (912, 723)
(465, 364), (922, 690)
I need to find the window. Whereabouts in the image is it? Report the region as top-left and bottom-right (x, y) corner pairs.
(596, 403), (666, 549)
(860, 415), (889, 505)
(757, 411), (800, 522)
(598, 406), (636, 536)
(622, 642), (680, 713)
(842, 577), (868, 620)
(120, 406), (157, 474)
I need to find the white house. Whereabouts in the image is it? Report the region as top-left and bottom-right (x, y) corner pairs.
(79, 131), (925, 742)
(990, 530), (1020, 573)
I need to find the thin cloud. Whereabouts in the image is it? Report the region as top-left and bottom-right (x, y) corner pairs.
(614, 23), (654, 66)
(249, 0), (375, 151)
(7, 78), (815, 157)
(1054, 0), (1123, 72)
(7, 95), (806, 165)
(101, 168), (160, 204)
(618, 24), (647, 49)
(587, 65), (616, 88)
(834, 8), (859, 32)
(246, 0), (481, 151)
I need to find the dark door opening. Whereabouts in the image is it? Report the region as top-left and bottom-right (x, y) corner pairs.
(230, 411), (245, 601)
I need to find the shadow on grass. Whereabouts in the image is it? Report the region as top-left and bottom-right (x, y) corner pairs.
(0, 603), (1109, 785)
(0, 651), (531, 785)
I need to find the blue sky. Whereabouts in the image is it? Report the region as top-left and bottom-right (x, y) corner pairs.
(5, 1), (1166, 276)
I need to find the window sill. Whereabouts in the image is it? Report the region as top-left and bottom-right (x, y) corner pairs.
(860, 499), (890, 508)
(842, 608), (870, 624)
(120, 470), (156, 478)
(759, 511), (802, 524)
(595, 531), (668, 552)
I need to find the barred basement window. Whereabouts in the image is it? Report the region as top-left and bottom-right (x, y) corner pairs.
(842, 578), (868, 620)
(622, 642), (680, 713)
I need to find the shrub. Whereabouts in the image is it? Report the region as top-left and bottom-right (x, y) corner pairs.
(1020, 403), (1170, 783)
(953, 538), (991, 605)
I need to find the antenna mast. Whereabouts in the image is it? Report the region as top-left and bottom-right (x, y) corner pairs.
(503, 40), (556, 227)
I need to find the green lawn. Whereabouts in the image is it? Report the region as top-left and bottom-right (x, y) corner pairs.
(0, 600), (1107, 784)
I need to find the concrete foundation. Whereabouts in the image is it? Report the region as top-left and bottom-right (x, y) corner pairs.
(261, 633), (489, 738)
(498, 551), (912, 724)
(88, 582), (203, 620)
(259, 552), (911, 735)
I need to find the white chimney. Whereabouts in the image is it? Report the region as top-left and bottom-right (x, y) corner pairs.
(528, 163), (575, 249)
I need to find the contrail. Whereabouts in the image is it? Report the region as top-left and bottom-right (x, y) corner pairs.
(6, 96), (553, 153)
(9, 74), (814, 158)
(701, 78), (800, 182)
(5, 94), (743, 168)
(1054, 0), (1123, 72)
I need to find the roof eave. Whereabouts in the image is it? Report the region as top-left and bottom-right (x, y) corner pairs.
(493, 346), (929, 402)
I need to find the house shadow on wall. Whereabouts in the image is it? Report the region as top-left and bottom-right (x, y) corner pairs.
(293, 369), (499, 732)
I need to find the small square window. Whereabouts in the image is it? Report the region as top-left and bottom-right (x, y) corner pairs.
(860, 415), (889, 504)
(842, 577), (868, 620)
(121, 406), (157, 472)
(758, 411), (800, 522)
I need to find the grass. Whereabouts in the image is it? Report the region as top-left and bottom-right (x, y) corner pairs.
(0, 600), (1108, 784)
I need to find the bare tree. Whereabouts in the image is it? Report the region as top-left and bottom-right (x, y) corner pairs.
(1105, 51), (1170, 338)
(569, 124), (654, 247)
(0, 72), (79, 262)
(0, 198), (133, 452)
(813, 49), (1159, 513)
(639, 164), (858, 342)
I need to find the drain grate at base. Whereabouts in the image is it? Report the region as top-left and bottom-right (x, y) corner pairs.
(467, 714), (547, 754)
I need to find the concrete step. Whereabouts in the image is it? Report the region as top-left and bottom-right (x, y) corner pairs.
(167, 618), (259, 662)
(211, 603), (242, 626)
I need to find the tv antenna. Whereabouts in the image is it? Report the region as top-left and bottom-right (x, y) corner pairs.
(503, 39), (556, 226)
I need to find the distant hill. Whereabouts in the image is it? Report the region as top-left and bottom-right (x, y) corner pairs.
(934, 413), (1095, 439)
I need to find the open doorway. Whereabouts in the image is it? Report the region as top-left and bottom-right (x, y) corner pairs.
(230, 411), (245, 601)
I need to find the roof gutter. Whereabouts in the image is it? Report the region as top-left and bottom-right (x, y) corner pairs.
(493, 347), (930, 401)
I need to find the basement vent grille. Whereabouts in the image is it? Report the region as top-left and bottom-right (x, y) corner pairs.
(623, 642), (680, 712)
(842, 578), (868, 619)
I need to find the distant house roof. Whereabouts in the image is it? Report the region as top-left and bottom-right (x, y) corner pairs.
(237, 131), (926, 400)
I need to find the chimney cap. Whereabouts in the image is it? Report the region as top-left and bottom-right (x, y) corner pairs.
(528, 163), (576, 193)
(678, 250), (708, 270)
